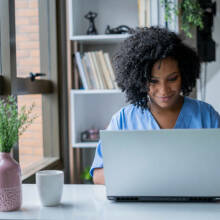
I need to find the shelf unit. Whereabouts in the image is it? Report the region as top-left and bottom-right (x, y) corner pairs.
(67, 0), (179, 183)
(71, 89), (127, 149)
(68, 0), (137, 172)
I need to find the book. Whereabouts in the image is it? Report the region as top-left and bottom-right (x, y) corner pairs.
(104, 53), (118, 89)
(81, 57), (92, 89)
(87, 52), (101, 89)
(94, 51), (108, 89)
(75, 51), (119, 90)
(90, 52), (105, 89)
(97, 51), (114, 89)
(75, 52), (89, 89)
(83, 54), (96, 89)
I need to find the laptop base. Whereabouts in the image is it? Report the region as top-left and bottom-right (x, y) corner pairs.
(108, 196), (220, 202)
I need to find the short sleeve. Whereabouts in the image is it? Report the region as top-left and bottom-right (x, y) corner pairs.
(90, 115), (120, 177)
(210, 105), (220, 128)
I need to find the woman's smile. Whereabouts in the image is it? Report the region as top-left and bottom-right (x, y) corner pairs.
(158, 95), (174, 102)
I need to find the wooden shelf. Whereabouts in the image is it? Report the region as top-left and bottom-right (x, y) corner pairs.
(72, 142), (98, 148)
(69, 34), (130, 44)
(71, 89), (122, 94)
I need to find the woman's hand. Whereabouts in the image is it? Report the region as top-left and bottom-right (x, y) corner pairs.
(93, 168), (105, 184)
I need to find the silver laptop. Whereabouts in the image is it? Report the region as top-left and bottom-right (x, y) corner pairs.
(100, 129), (220, 202)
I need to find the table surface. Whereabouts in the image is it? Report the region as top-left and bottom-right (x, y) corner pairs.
(1, 184), (220, 220)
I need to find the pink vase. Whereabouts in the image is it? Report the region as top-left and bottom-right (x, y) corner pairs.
(0, 152), (22, 211)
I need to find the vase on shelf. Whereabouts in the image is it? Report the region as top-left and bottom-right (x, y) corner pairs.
(0, 152), (22, 212)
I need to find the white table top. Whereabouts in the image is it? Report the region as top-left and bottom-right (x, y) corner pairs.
(2, 184), (220, 220)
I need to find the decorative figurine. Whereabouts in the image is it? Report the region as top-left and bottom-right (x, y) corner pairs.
(105, 25), (132, 34)
(84, 11), (98, 35)
(81, 129), (99, 142)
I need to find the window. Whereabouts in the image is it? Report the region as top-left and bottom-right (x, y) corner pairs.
(0, 0), (62, 181)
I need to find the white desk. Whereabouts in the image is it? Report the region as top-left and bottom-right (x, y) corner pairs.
(2, 184), (220, 220)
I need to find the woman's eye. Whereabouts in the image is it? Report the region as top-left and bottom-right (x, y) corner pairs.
(168, 76), (178, 81)
(150, 79), (158, 84)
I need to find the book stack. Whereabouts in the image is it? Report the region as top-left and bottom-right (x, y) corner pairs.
(75, 51), (118, 90)
(137, 0), (151, 27)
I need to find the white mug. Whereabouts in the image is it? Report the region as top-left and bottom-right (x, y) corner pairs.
(36, 170), (64, 206)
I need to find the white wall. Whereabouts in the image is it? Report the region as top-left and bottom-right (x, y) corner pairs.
(197, 2), (220, 112)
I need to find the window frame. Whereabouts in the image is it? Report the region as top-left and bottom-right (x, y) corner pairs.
(0, 0), (69, 181)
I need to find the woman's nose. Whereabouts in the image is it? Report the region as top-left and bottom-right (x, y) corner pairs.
(159, 82), (170, 95)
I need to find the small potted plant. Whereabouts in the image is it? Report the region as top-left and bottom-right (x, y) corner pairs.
(80, 166), (93, 184)
(0, 96), (36, 212)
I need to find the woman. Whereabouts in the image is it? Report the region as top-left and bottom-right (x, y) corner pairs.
(90, 27), (220, 184)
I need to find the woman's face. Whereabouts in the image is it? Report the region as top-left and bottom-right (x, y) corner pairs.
(148, 57), (182, 110)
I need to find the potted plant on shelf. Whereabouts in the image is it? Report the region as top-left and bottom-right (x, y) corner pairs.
(161, 0), (204, 38)
(0, 96), (36, 212)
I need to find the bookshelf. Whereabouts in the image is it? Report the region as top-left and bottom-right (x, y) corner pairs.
(67, 0), (179, 183)
(70, 90), (127, 149)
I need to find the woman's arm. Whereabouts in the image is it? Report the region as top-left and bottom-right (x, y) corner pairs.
(93, 168), (105, 184)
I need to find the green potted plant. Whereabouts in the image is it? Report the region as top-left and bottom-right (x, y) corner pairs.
(0, 96), (37, 211)
(161, 0), (204, 38)
(80, 166), (93, 184)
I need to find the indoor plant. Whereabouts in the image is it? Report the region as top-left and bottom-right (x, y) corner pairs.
(80, 166), (93, 184)
(161, 0), (204, 38)
(0, 96), (36, 211)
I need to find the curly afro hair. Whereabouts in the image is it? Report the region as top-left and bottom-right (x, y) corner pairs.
(113, 27), (201, 110)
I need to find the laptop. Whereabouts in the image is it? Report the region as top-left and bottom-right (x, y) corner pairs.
(100, 129), (220, 202)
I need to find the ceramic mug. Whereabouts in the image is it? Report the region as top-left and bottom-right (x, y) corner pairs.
(36, 170), (64, 206)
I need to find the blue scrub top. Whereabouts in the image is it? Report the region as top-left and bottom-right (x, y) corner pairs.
(90, 96), (220, 177)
